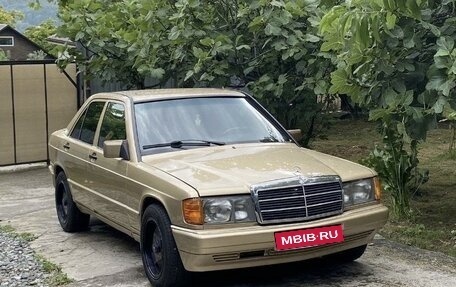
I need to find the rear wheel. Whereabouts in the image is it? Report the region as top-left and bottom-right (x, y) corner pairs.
(141, 204), (189, 287)
(55, 172), (90, 232)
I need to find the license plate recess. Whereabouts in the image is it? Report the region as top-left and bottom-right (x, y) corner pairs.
(274, 225), (344, 251)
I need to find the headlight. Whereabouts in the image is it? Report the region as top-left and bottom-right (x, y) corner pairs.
(343, 178), (377, 208)
(203, 196), (256, 224)
(182, 196), (256, 225)
(204, 199), (232, 223)
(183, 196), (256, 225)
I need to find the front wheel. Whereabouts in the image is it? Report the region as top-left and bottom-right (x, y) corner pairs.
(141, 204), (189, 287)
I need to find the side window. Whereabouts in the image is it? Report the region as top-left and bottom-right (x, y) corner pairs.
(98, 102), (126, 148)
(71, 102), (105, 144)
(70, 110), (86, 139)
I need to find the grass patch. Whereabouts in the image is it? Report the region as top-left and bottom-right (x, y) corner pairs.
(19, 232), (38, 242)
(35, 254), (74, 286)
(312, 119), (456, 257)
(0, 224), (37, 242)
(0, 224), (73, 285)
(0, 224), (15, 233)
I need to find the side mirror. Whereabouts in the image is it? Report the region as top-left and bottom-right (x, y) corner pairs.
(287, 129), (302, 142)
(103, 140), (130, 160)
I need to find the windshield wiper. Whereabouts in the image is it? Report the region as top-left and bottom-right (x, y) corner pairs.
(143, 140), (225, 150)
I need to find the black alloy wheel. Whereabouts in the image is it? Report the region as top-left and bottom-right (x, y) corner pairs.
(55, 172), (90, 232)
(141, 204), (189, 287)
(143, 220), (164, 279)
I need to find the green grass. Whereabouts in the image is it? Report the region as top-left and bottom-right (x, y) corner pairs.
(35, 254), (74, 286)
(0, 224), (15, 233)
(312, 119), (456, 257)
(0, 224), (37, 242)
(0, 224), (73, 285)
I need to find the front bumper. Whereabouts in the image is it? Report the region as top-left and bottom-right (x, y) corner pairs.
(172, 204), (388, 272)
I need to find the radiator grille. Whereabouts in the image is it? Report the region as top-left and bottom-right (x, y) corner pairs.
(251, 176), (343, 224)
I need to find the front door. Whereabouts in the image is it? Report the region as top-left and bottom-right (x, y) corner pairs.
(86, 102), (131, 229)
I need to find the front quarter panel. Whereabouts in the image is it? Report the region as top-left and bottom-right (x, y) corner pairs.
(125, 162), (200, 235)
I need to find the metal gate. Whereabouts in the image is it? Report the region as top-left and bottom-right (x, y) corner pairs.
(0, 60), (79, 166)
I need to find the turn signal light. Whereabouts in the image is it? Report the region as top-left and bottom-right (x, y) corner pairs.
(374, 177), (382, 201)
(183, 198), (203, 225)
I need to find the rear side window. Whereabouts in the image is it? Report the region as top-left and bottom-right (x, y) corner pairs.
(70, 110), (86, 139)
(70, 102), (105, 144)
(98, 102), (126, 147)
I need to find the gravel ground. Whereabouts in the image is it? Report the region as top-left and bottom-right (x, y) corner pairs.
(0, 231), (49, 287)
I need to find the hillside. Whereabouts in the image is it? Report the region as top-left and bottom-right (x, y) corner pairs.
(0, 0), (58, 31)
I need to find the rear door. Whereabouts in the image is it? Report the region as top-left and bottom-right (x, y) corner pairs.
(61, 101), (106, 210)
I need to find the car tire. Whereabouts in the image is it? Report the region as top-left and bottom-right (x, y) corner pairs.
(326, 244), (367, 263)
(141, 204), (189, 287)
(55, 172), (90, 232)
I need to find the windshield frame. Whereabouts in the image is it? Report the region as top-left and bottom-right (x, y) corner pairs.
(133, 94), (296, 156)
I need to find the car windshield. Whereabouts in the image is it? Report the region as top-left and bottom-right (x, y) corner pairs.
(135, 97), (289, 153)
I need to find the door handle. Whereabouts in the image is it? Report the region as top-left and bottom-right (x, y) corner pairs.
(63, 143), (70, 150)
(89, 152), (98, 161)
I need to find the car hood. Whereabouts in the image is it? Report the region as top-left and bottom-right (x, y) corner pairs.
(142, 143), (375, 196)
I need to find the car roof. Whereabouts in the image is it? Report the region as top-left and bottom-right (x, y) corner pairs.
(94, 88), (247, 103)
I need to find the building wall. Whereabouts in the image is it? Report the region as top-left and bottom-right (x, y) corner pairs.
(0, 27), (51, 61)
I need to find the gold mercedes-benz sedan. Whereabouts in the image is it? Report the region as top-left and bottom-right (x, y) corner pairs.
(48, 88), (388, 287)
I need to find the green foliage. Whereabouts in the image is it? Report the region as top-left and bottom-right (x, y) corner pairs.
(56, 0), (341, 145)
(0, 49), (10, 61)
(320, 0), (456, 217)
(0, 6), (24, 27)
(361, 124), (429, 218)
(55, 0), (456, 209)
(24, 19), (57, 55)
(27, 50), (47, 60)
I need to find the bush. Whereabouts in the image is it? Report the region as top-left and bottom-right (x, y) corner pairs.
(361, 124), (429, 218)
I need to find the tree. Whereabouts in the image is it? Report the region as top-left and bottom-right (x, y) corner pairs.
(53, 0), (456, 218)
(320, 0), (456, 217)
(0, 6), (24, 27)
(24, 19), (57, 54)
(56, 0), (340, 146)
